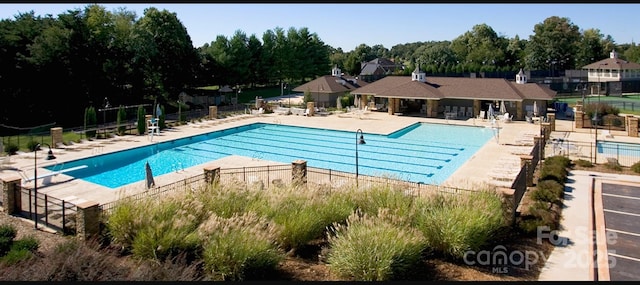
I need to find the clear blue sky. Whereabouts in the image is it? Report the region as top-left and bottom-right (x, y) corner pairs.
(1, 3), (638, 51)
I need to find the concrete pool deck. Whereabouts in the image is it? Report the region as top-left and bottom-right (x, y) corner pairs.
(0, 111), (570, 206)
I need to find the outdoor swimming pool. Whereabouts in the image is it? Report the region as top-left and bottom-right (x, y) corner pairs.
(46, 122), (495, 188)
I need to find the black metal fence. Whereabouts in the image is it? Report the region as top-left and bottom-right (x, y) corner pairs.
(551, 139), (640, 166)
(19, 186), (77, 235)
(99, 164), (478, 215)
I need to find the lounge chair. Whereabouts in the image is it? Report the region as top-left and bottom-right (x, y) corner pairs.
(466, 107), (473, 118)
(478, 111), (486, 121)
(458, 107), (466, 118)
(602, 130), (614, 139)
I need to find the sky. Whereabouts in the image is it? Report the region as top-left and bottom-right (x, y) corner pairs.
(0, 3), (638, 51)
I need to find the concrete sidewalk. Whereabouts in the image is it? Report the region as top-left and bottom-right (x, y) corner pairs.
(538, 170), (640, 281)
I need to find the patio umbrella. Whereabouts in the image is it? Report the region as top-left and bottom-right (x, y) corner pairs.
(499, 100), (506, 114)
(533, 101), (539, 117)
(488, 104), (495, 119)
(145, 161), (155, 189)
(156, 104), (162, 118)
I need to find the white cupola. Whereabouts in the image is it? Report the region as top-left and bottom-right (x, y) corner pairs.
(331, 65), (341, 77)
(516, 68), (527, 84)
(411, 63), (426, 82)
(610, 49), (618, 59)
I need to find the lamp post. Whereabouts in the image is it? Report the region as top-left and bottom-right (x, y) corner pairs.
(355, 129), (366, 187)
(594, 62), (608, 163)
(33, 143), (56, 229)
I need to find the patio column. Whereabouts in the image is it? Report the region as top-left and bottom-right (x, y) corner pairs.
(516, 101), (523, 120)
(426, 99), (437, 118)
(473, 100), (481, 117)
(388, 98), (395, 115)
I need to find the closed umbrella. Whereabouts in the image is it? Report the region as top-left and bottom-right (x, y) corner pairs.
(499, 100), (506, 114)
(533, 101), (539, 117)
(145, 162), (155, 189)
(156, 104), (162, 118)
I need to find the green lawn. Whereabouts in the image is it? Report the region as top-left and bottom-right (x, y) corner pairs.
(3, 131), (84, 153)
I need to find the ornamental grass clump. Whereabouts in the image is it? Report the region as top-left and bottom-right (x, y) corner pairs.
(415, 190), (507, 259)
(248, 185), (355, 252)
(198, 211), (283, 281)
(349, 184), (417, 226)
(326, 209), (426, 281)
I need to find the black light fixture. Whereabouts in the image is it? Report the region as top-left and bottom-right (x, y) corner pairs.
(355, 129), (366, 187)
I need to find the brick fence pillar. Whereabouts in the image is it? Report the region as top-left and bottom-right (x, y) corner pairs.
(534, 135), (545, 160)
(540, 122), (551, 141)
(51, 127), (63, 147)
(204, 166), (220, 187)
(1, 176), (22, 214)
(209, 106), (218, 120)
(575, 111), (584, 129)
(628, 116), (639, 137)
(292, 160), (307, 187)
(306, 102), (315, 116)
(76, 201), (100, 240)
(547, 113), (556, 131)
(520, 155), (534, 187)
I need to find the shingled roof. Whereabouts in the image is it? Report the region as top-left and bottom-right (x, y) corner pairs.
(292, 75), (369, 94)
(352, 76), (556, 101)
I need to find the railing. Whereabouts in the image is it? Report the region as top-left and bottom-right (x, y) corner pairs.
(19, 186), (77, 235)
(551, 139), (640, 167)
(99, 165), (478, 215)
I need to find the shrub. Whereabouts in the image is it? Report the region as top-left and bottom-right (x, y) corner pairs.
(415, 190), (507, 259)
(84, 106), (97, 138)
(544, 155), (571, 169)
(605, 160), (622, 171)
(11, 236), (39, 252)
(574, 159), (593, 168)
(27, 140), (40, 152)
(248, 186), (354, 252)
(0, 248), (33, 265)
(0, 225), (17, 239)
(0, 225), (16, 255)
(4, 144), (18, 155)
(159, 105), (166, 130)
(326, 209), (425, 281)
(539, 163), (568, 183)
(531, 180), (564, 205)
(632, 161), (640, 173)
(303, 88), (314, 104)
(117, 105), (127, 135)
(198, 212), (283, 281)
(137, 106), (146, 135)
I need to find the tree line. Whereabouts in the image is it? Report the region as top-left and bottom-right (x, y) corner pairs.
(1, 4), (639, 129)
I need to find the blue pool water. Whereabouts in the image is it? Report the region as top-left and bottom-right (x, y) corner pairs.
(598, 141), (640, 157)
(47, 122), (495, 188)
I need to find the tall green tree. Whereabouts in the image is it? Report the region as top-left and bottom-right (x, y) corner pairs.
(131, 7), (199, 102)
(524, 16), (581, 71)
(116, 105), (127, 135)
(136, 105), (146, 135)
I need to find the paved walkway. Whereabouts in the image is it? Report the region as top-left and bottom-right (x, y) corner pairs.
(538, 170), (640, 281)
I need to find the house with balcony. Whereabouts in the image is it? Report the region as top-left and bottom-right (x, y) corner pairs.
(582, 50), (640, 95)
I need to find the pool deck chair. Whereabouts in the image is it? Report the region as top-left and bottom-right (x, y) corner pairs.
(602, 130), (614, 139)
(23, 165), (88, 185)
